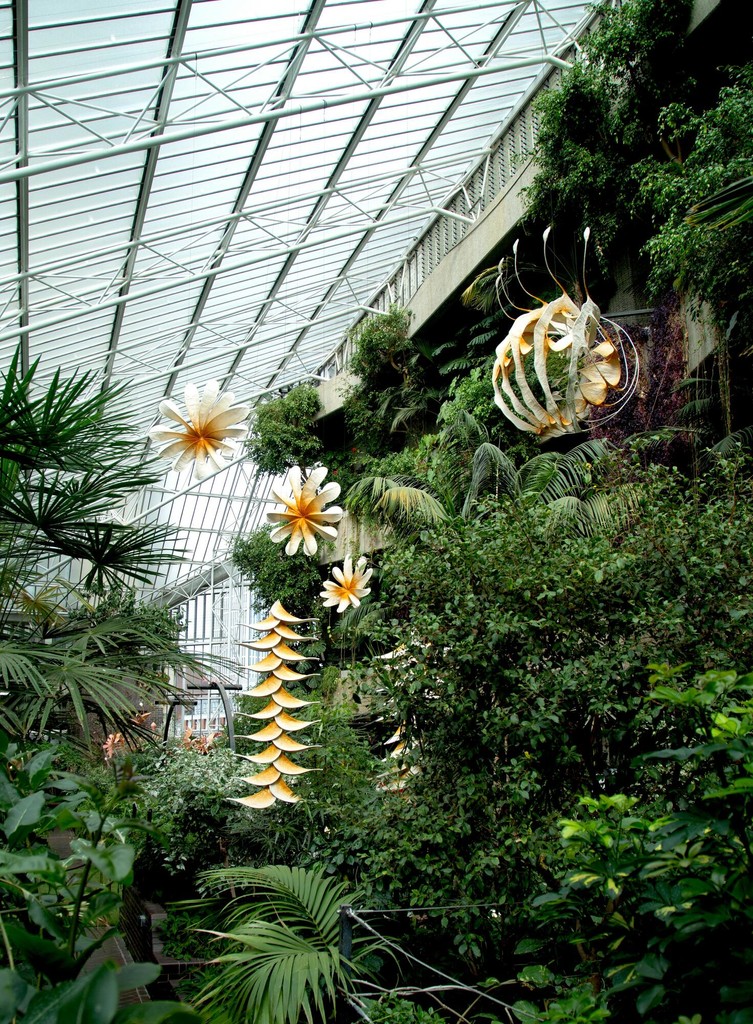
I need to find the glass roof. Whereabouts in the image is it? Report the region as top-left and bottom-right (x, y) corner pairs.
(0, 0), (590, 598)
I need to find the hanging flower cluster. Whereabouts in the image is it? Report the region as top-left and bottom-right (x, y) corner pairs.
(149, 380), (250, 480)
(230, 601), (318, 809)
(267, 466), (343, 557)
(320, 555), (372, 613)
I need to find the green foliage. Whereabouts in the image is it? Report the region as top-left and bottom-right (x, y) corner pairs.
(349, 306), (413, 388)
(330, 455), (753, 968)
(157, 910), (216, 962)
(524, 0), (693, 261)
(187, 864), (383, 1024)
(231, 525), (323, 620)
(639, 66), (753, 328)
(0, 350), (177, 595)
(524, 0), (753, 367)
(0, 353), (195, 742)
(514, 666), (753, 1023)
(245, 385), (323, 475)
(134, 745), (255, 900)
(345, 307), (443, 446)
(364, 995), (444, 1024)
(688, 174), (753, 231)
(0, 733), (199, 1023)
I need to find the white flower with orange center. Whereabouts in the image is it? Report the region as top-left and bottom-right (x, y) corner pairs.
(267, 466), (343, 556)
(320, 555), (373, 613)
(149, 380), (250, 480)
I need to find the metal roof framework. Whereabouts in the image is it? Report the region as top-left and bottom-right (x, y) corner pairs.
(0, 0), (590, 599)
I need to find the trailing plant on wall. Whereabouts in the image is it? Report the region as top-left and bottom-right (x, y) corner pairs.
(244, 384), (323, 475)
(524, 0), (694, 267)
(232, 525), (323, 620)
(344, 306), (443, 445)
(524, 0), (753, 434)
(348, 305), (413, 387)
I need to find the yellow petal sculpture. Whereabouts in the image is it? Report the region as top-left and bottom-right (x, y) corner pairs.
(230, 601), (319, 809)
(149, 380), (250, 480)
(320, 555), (373, 613)
(491, 232), (637, 440)
(267, 466), (343, 556)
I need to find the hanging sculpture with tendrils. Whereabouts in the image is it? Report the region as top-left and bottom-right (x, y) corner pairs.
(490, 228), (639, 440)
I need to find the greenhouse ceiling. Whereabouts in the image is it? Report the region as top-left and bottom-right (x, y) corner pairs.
(0, 0), (590, 598)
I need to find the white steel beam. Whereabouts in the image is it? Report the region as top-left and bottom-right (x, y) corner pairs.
(0, 53), (571, 187)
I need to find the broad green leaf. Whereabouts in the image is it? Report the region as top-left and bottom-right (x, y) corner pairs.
(114, 962), (161, 992)
(69, 839), (135, 883)
(21, 749), (56, 789)
(3, 922), (76, 983)
(2, 790), (45, 841)
(0, 850), (63, 880)
(0, 968), (29, 1024)
(24, 965), (120, 1024)
(513, 938), (546, 955)
(69, 965), (119, 1024)
(0, 773), (18, 807)
(512, 1000), (542, 1023)
(517, 964), (552, 987)
(636, 983), (665, 1016)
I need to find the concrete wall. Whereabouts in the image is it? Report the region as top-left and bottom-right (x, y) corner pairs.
(408, 159), (537, 337)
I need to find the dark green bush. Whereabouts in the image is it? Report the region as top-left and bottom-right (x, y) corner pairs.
(245, 384), (323, 475)
(231, 524), (323, 619)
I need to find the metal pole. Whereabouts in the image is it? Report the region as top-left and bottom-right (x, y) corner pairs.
(338, 904), (355, 1024)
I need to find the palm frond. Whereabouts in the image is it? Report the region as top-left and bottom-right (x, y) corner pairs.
(189, 865), (382, 1024)
(517, 440), (614, 505)
(703, 425), (753, 465)
(462, 443), (518, 517)
(461, 267), (501, 312)
(544, 485), (640, 539)
(347, 476), (447, 530)
(687, 175), (753, 230)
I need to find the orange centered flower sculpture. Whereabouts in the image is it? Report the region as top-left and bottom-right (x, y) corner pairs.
(230, 601), (319, 809)
(267, 466), (343, 556)
(320, 555), (373, 613)
(149, 380), (250, 480)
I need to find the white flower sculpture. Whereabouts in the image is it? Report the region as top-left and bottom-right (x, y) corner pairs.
(149, 380), (250, 480)
(320, 555), (373, 613)
(267, 466), (343, 557)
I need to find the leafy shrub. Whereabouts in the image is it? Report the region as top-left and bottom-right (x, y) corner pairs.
(0, 733), (201, 1022)
(231, 524), (324, 619)
(245, 384), (323, 475)
(349, 306), (413, 389)
(513, 665), (753, 1023)
(134, 745), (255, 900)
(330, 454), (753, 968)
(157, 910), (217, 961)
